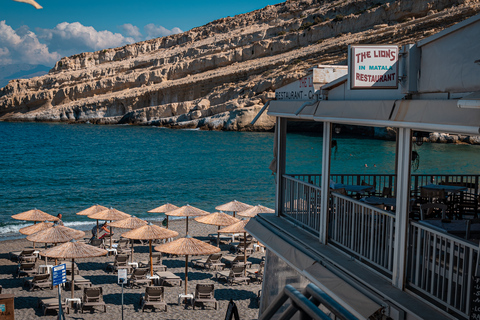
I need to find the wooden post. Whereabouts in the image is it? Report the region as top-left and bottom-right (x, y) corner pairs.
(149, 240), (153, 277)
(71, 258), (75, 300)
(185, 255), (189, 295)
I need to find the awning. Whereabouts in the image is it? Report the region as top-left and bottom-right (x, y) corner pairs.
(245, 218), (383, 319)
(267, 100), (319, 120)
(268, 99), (480, 135)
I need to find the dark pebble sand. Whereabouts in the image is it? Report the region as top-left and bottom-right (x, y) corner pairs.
(0, 220), (263, 319)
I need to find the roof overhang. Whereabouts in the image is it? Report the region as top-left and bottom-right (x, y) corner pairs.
(267, 99), (480, 135)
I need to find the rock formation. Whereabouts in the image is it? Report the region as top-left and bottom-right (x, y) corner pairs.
(1, 0), (480, 133)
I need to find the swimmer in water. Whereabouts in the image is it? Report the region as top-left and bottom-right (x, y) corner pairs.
(364, 164), (368, 168)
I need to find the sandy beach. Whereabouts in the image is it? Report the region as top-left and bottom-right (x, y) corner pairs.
(0, 219), (263, 319)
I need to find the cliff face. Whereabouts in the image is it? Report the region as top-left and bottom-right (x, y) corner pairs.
(1, 0), (480, 131)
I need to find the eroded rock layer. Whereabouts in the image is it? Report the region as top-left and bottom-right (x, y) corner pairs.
(1, 0), (480, 132)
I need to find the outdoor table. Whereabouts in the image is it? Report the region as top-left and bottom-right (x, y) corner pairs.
(177, 293), (194, 306)
(65, 297), (81, 310)
(38, 264), (53, 274)
(128, 262), (138, 269)
(333, 183), (375, 194)
(361, 197), (397, 207)
(420, 183), (468, 193)
(106, 248), (117, 256)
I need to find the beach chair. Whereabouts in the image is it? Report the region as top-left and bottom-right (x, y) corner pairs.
(192, 253), (224, 270)
(25, 273), (51, 291)
(105, 254), (130, 272)
(234, 242), (254, 255)
(139, 252), (167, 272)
(89, 238), (104, 248)
(247, 261), (264, 283)
(140, 286), (167, 312)
(420, 203), (447, 220)
(80, 286), (106, 313)
(216, 265), (249, 285)
(38, 297), (68, 315)
(192, 283), (218, 310)
(18, 249), (37, 263)
(222, 254), (252, 268)
(66, 275), (92, 290)
(127, 268), (151, 288)
(17, 262), (37, 278)
(156, 271), (182, 286)
(63, 260), (79, 275)
(115, 238), (131, 254)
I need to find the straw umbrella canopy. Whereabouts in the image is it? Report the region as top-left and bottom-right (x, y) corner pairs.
(19, 221), (54, 249)
(195, 212), (240, 246)
(11, 209), (59, 222)
(154, 236), (220, 296)
(88, 208), (130, 247)
(27, 225), (85, 264)
(219, 220), (250, 274)
(40, 240), (107, 299)
(76, 204), (108, 216)
(237, 205), (275, 218)
(121, 223), (178, 276)
(215, 200), (253, 217)
(148, 203), (179, 229)
(165, 204), (209, 235)
(107, 216), (147, 262)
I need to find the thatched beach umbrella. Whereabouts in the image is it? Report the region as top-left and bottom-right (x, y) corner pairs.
(194, 212), (240, 246)
(19, 221), (54, 249)
(88, 208), (130, 247)
(122, 223), (178, 276)
(166, 204), (209, 235)
(12, 209), (59, 222)
(154, 236), (220, 296)
(27, 225), (85, 264)
(76, 205), (108, 216)
(108, 216), (147, 262)
(215, 200), (253, 218)
(40, 240), (107, 299)
(148, 203), (179, 229)
(219, 220), (249, 274)
(237, 205), (275, 218)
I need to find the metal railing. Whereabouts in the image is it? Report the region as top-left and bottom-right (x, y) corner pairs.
(288, 173), (480, 197)
(259, 283), (359, 320)
(407, 221), (479, 318)
(283, 175), (322, 234)
(329, 192), (395, 275)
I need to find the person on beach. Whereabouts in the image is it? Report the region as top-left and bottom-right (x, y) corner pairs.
(91, 222), (111, 241)
(56, 213), (64, 226)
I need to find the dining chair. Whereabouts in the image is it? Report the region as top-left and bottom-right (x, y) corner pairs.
(420, 203), (447, 220)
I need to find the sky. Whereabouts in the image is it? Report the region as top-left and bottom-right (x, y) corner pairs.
(1, 0), (284, 68)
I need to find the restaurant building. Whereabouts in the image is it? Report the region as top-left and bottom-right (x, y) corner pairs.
(247, 14), (480, 320)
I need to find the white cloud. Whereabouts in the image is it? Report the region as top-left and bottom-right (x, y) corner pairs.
(119, 24), (142, 41)
(37, 22), (136, 55)
(0, 20), (60, 66)
(144, 24), (183, 39)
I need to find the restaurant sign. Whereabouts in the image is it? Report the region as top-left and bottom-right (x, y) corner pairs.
(275, 74), (315, 101)
(350, 45), (399, 89)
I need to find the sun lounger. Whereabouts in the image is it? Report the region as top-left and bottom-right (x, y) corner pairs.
(80, 286), (106, 313)
(139, 252), (167, 272)
(38, 297), (68, 315)
(216, 265), (249, 285)
(192, 283), (218, 310)
(156, 271), (182, 286)
(140, 286), (167, 312)
(10, 249), (36, 262)
(127, 268), (151, 288)
(25, 273), (51, 291)
(247, 261), (264, 283)
(192, 253), (224, 270)
(17, 262), (37, 278)
(105, 254), (130, 272)
(222, 254), (252, 268)
(66, 275), (92, 290)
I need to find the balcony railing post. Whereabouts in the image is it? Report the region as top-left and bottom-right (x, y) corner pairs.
(392, 127), (412, 290)
(276, 118), (287, 216)
(320, 122), (332, 244)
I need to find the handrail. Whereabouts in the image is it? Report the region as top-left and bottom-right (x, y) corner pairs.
(259, 284), (359, 320)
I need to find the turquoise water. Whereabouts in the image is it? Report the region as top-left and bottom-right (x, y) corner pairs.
(1, 122), (479, 239)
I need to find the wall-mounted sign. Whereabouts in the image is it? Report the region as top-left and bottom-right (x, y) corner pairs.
(275, 74), (315, 101)
(350, 45), (398, 89)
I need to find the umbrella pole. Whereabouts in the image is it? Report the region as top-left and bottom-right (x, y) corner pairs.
(149, 240), (153, 277)
(45, 243), (48, 265)
(131, 240), (134, 263)
(185, 255), (188, 296)
(71, 258), (75, 300)
(186, 217), (189, 235)
(33, 241), (36, 249)
(217, 226), (220, 247)
(96, 220), (99, 239)
(166, 216), (169, 229)
(110, 222), (113, 249)
(243, 232), (247, 276)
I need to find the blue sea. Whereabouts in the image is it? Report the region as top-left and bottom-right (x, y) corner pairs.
(1, 122), (479, 239)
